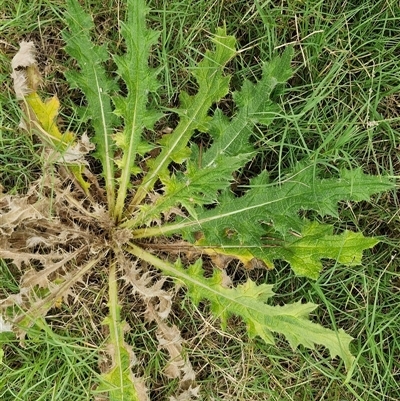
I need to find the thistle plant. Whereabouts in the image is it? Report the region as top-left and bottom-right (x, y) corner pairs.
(0, 0), (394, 399)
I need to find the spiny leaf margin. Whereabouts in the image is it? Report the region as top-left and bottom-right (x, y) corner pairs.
(127, 47), (294, 228)
(129, 27), (237, 210)
(63, 0), (119, 210)
(128, 244), (355, 371)
(98, 262), (144, 401)
(113, 0), (162, 220)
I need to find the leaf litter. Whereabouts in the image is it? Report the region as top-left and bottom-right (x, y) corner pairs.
(3, 40), (197, 399)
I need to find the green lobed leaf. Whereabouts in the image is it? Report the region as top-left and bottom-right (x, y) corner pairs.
(63, 0), (119, 210)
(129, 27), (237, 208)
(126, 48), (293, 228)
(203, 46), (293, 166)
(184, 167), (394, 238)
(180, 168), (393, 278)
(99, 263), (141, 401)
(113, 0), (162, 220)
(179, 259), (355, 370)
(132, 167), (393, 279)
(273, 222), (379, 278)
(133, 147), (252, 226)
(99, 328), (139, 401)
(128, 244), (355, 371)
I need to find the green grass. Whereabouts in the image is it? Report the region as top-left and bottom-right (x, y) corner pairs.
(1, 0), (399, 399)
